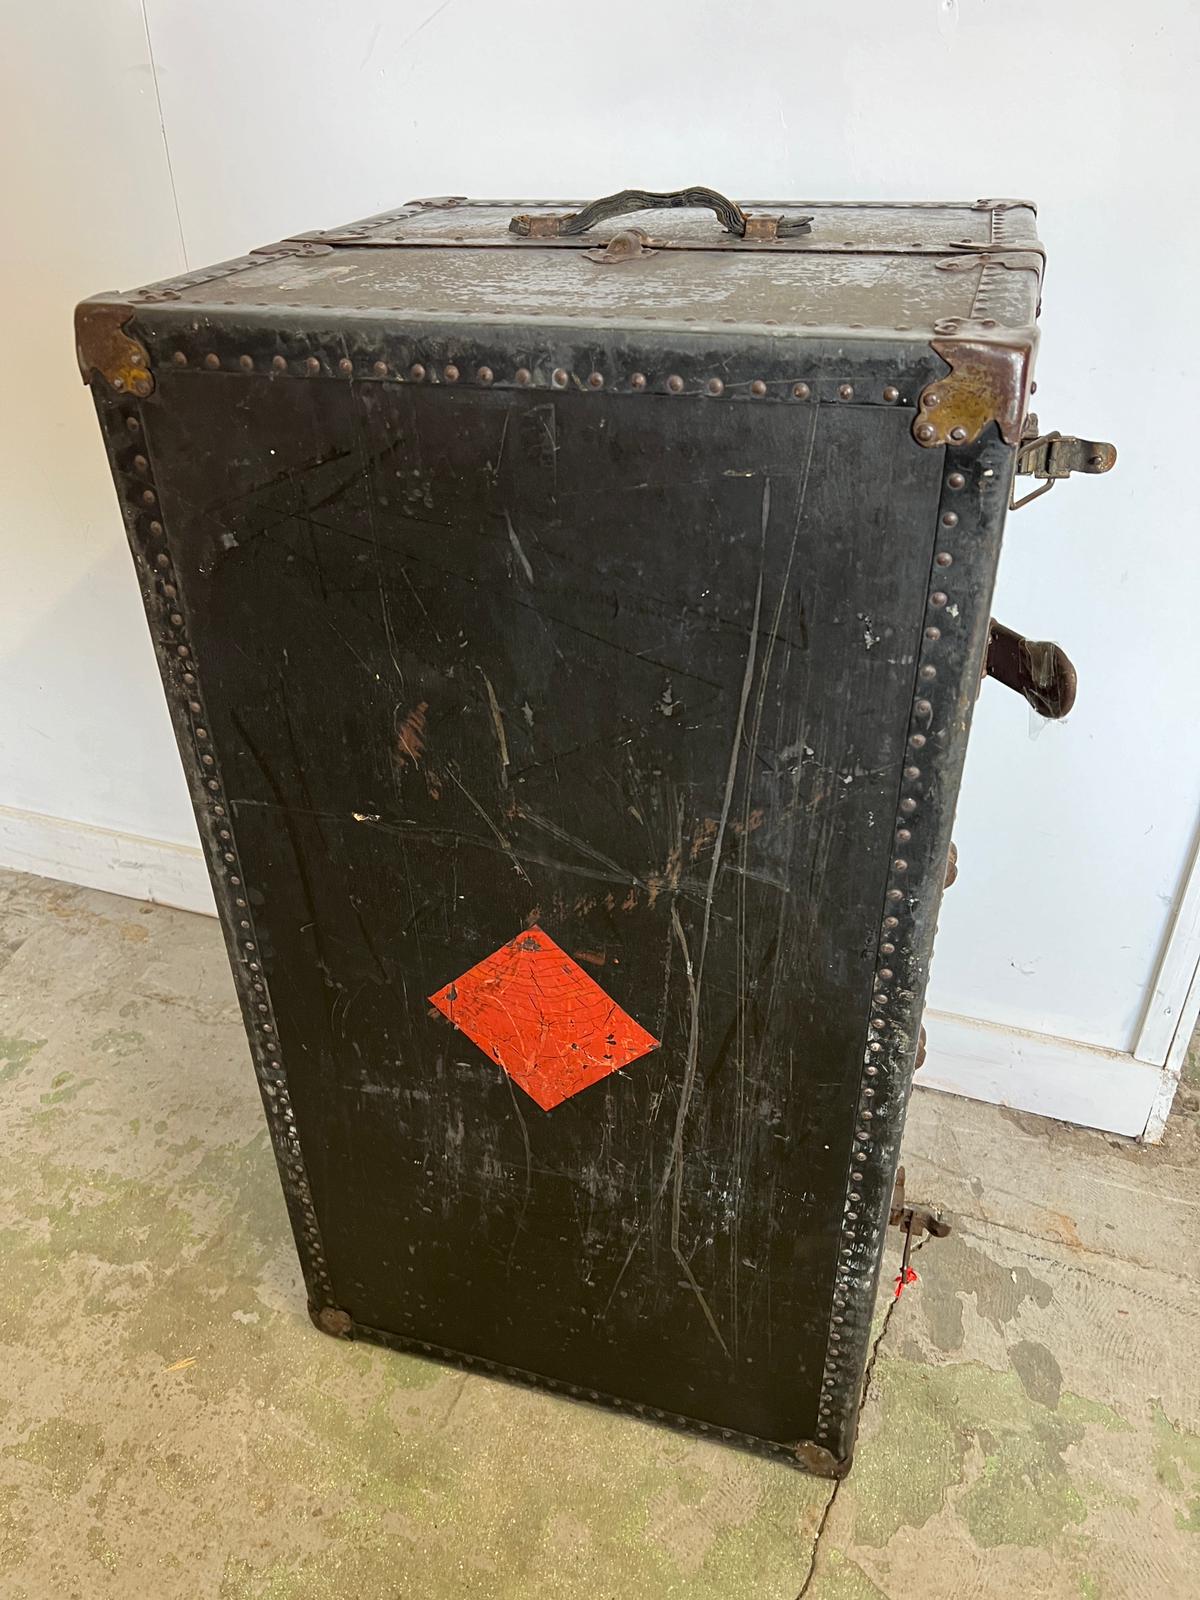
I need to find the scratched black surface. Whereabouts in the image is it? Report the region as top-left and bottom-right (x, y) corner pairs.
(144, 373), (943, 1446)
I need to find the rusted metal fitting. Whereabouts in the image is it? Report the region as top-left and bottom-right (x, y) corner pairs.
(582, 228), (658, 265)
(75, 300), (154, 396)
(944, 842), (958, 889)
(913, 339), (1034, 449)
(314, 1305), (353, 1338)
(1010, 422), (1117, 509)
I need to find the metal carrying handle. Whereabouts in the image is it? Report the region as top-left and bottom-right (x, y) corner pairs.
(508, 186), (811, 241)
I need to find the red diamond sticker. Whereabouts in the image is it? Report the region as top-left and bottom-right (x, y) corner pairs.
(429, 927), (659, 1111)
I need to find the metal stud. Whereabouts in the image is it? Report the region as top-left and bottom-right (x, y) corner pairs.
(749, 379), (767, 397)
(305, 357), (321, 376)
(204, 353), (220, 370)
(916, 423), (936, 442)
(706, 377), (724, 396)
(792, 383), (811, 400)
(949, 426), (968, 442)
(125, 417), (140, 433)
(272, 355), (287, 372)
(515, 367), (531, 386)
(444, 364), (460, 383)
(587, 371), (604, 390)
(920, 664), (936, 680)
(904, 765), (920, 781)
(373, 360), (389, 377)
(925, 626), (941, 640)
(667, 375), (684, 393)
(947, 471), (965, 490)
(338, 358), (353, 376)
(883, 386), (900, 402)
(239, 355), (255, 372)
(941, 511), (959, 528)
(930, 591), (948, 607)
(909, 733), (926, 748)
(838, 384), (854, 400)
(172, 352), (187, 367)
(899, 798), (917, 816)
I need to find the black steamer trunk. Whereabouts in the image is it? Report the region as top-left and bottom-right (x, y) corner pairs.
(78, 188), (1085, 1474)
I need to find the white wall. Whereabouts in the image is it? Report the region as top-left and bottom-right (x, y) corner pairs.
(3, 0), (1198, 1131)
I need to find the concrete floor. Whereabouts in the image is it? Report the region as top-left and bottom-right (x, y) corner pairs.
(0, 868), (1197, 1599)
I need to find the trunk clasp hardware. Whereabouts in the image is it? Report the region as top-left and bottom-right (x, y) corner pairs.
(888, 1167), (951, 1298)
(1011, 414), (1117, 509)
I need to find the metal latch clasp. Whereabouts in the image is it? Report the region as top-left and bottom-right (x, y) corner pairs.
(888, 1167), (951, 1295)
(888, 1167), (952, 1243)
(1011, 415), (1117, 509)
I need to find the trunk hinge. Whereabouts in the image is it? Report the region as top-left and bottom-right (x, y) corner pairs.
(1011, 415), (1117, 509)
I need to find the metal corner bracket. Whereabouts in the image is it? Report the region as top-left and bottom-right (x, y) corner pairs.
(75, 300), (154, 396)
(912, 338), (1034, 449)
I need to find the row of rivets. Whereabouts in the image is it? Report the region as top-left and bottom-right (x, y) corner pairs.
(390, 1333), (805, 1459)
(164, 349), (913, 402)
(814, 456), (971, 1448)
(119, 403), (334, 1306)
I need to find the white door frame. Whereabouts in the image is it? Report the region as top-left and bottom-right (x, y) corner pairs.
(921, 823), (1200, 1142)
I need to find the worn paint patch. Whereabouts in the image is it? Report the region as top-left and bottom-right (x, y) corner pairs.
(0, 1035), (45, 1085)
(394, 700), (428, 767)
(1152, 1402), (1200, 1532)
(429, 927), (659, 1110)
(922, 1231), (1054, 1352)
(849, 1355), (1127, 1551)
(38, 1071), (96, 1109)
(4, 1417), (106, 1501)
(1010, 1339), (1064, 1409)
(90, 1027), (146, 1057)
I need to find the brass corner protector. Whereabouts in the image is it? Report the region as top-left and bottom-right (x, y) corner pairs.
(793, 1439), (850, 1478)
(75, 300), (154, 396)
(311, 1304), (353, 1338)
(912, 338), (1035, 449)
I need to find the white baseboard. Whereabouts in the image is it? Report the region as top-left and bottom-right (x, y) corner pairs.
(0, 804), (1176, 1139)
(0, 803), (214, 916)
(918, 1008), (1172, 1142)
